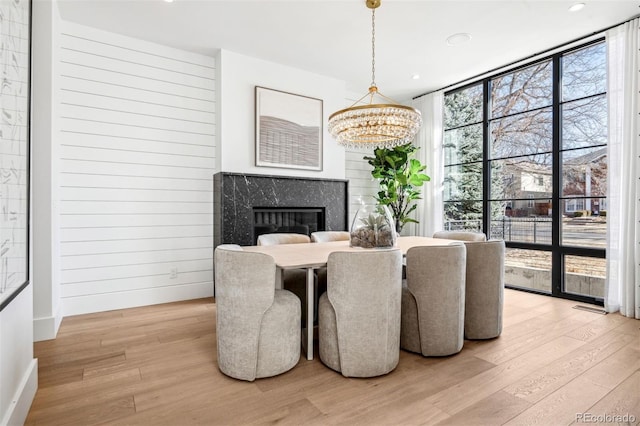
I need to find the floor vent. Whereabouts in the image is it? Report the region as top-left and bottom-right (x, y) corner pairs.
(573, 305), (607, 315)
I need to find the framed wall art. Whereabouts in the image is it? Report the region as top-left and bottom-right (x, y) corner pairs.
(255, 86), (323, 171)
(0, 0), (31, 311)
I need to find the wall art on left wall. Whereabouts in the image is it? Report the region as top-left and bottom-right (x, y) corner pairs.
(0, 0), (31, 311)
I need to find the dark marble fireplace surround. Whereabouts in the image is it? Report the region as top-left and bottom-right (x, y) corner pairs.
(213, 172), (349, 248)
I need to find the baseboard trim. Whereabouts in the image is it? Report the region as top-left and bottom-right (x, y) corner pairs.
(1, 359), (38, 426)
(33, 304), (63, 342)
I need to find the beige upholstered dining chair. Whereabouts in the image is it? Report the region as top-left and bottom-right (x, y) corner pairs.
(463, 240), (505, 339)
(319, 249), (403, 377)
(434, 232), (506, 339)
(257, 233), (313, 326)
(432, 230), (487, 242)
(310, 231), (350, 294)
(214, 245), (301, 381)
(401, 244), (466, 356)
(310, 231), (350, 243)
(257, 233), (311, 245)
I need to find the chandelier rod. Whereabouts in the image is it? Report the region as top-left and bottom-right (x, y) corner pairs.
(371, 7), (376, 89)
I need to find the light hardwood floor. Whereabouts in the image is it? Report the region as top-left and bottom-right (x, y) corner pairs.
(26, 290), (639, 426)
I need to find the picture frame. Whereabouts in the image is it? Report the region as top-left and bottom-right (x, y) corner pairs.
(255, 86), (323, 171)
(0, 0), (31, 311)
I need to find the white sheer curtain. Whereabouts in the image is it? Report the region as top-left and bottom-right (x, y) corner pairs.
(606, 18), (640, 318)
(409, 91), (444, 237)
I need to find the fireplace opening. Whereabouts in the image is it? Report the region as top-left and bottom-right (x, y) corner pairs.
(253, 207), (325, 244)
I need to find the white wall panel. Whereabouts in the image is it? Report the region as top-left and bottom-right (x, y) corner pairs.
(58, 22), (216, 315)
(61, 274), (213, 299)
(61, 260), (212, 289)
(60, 247), (212, 270)
(59, 59), (213, 100)
(60, 213), (211, 228)
(62, 281), (213, 316)
(60, 236), (213, 256)
(60, 174), (212, 192)
(59, 201), (211, 215)
(60, 103), (214, 135)
(60, 159), (211, 180)
(344, 149), (378, 224)
(60, 145), (214, 169)
(61, 90), (214, 123)
(59, 78), (216, 113)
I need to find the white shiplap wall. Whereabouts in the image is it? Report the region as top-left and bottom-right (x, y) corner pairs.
(342, 91), (379, 224)
(345, 148), (378, 226)
(58, 23), (216, 315)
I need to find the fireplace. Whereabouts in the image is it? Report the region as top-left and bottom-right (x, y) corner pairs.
(213, 172), (348, 248)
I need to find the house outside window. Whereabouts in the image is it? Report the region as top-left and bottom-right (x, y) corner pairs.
(527, 195), (534, 208)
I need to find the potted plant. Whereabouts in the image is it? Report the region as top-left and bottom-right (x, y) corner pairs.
(364, 143), (430, 233)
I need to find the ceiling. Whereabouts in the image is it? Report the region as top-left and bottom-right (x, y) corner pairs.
(56, 0), (640, 100)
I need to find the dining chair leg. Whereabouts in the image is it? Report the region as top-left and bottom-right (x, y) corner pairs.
(306, 268), (314, 360)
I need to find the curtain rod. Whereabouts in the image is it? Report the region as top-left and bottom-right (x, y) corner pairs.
(413, 13), (640, 100)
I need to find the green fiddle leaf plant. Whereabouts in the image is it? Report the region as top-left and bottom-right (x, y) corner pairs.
(363, 143), (430, 233)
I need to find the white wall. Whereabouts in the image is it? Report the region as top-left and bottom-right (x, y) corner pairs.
(57, 22), (217, 316)
(217, 49), (346, 179)
(0, 285), (38, 426)
(32, 0), (63, 342)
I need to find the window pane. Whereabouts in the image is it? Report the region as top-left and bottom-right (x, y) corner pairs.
(491, 61), (552, 118)
(444, 124), (482, 165)
(505, 248), (552, 293)
(564, 255), (605, 299)
(562, 147), (607, 197)
(490, 108), (552, 159)
(561, 201), (606, 248)
(562, 43), (606, 102)
(490, 154), (552, 200)
(444, 201), (482, 231)
(444, 84), (483, 129)
(562, 95), (607, 150)
(490, 201), (552, 244)
(444, 163), (482, 201)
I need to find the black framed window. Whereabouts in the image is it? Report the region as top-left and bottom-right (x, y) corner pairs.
(443, 40), (606, 305)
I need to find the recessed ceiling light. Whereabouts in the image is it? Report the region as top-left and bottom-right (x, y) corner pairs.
(164, 0), (174, 3)
(412, 74), (420, 80)
(569, 3), (585, 12)
(446, 33), (472, 46)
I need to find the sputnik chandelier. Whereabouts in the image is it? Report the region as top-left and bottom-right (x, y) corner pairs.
(328, 0), (422, 149)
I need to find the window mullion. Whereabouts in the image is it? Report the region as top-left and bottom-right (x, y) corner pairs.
(482, 79), (491, 236)
(552, 54), (562, 296)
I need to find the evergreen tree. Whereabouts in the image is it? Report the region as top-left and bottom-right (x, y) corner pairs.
(443, 87), (483, 229)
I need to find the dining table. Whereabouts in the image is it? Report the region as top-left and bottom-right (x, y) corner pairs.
(242, 235), (461, 360)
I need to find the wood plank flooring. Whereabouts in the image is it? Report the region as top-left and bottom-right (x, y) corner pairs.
(25, 290), (640, 425)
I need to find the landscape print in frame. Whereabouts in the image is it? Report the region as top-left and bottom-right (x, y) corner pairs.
(255, 86), (323, 171)
(0, 0), (30, 310)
